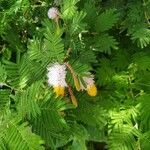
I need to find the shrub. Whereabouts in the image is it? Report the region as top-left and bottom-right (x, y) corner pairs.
(0, 0), (150, 149)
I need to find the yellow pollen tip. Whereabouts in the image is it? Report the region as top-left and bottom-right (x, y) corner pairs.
(53, 86), (65, 97)
(87, 84), (97, 96)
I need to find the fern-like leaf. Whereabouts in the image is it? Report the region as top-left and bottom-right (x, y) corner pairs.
(95, 9), (119, 32)
(96, 58), (115, 86)
(131, 26), (150, 48)
(95, 34), (118, 54)
(16, 82), (41, 119)
(132, 52), (150, 71)
(3, 119), (44, 150)
(61, 0), (80, 20)
(137, 94), (150, 131)
(31, 91), (73, 148)
(70, 11), (86, 35)
(0, 62), (7, 84)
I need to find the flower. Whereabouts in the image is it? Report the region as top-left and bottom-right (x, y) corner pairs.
(47, 7), (59, 19)
(47, 63), (67, 96)
(82, 74), (97, 96)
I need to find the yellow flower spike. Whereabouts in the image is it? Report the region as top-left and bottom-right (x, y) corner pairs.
(53, 86), (65, 97)
(87, 84), (97, 96)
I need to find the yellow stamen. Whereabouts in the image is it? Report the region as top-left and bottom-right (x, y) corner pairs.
(87, 84), (97, 96)
(53, 86), (65, 97)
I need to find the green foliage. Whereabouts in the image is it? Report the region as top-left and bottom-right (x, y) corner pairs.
(95, 9), (119, 32)
(131, 25), (150, 48)
(70, 11), (86, 35)
(3, 58), (30, 89)
(61, 0), (80, 20)
(95, 33), (118, 54)
(96, 58), (115, 86)
(0, 89), (11, 117)
(16, 81), (41, 119)
(0, 62), (7, 83)
(107, 106), (140, 150)
(132, 51), (150, 71)
(137, 94), (150, 131)
(28, 27), (65, 63)
(2, 119), (44, 150)
(1, 0), (150, 150)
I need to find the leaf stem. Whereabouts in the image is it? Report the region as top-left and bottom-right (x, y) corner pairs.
(16, 47), (20, 64)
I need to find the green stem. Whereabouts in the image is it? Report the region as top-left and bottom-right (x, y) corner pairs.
(55, 17), (61, 35)
(128, 76), (135, 100)
(16, 48), (20, 64)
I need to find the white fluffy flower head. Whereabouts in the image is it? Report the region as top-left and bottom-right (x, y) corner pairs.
(47, 62), (67, 87)
(47, 7), (59, 19)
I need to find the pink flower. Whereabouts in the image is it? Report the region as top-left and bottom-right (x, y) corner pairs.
(47, 7), (59, 19)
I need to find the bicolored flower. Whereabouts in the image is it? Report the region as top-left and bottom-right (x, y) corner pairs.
(47, 63), (67, 96)
(82, 74), (97, 96)
(47, 7), (59, 20)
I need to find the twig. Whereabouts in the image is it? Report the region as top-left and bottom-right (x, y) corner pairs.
(64, 48), (71, 62)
